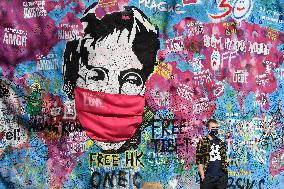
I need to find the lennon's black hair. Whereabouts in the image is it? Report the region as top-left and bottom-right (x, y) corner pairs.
(63, 2), (160, 99)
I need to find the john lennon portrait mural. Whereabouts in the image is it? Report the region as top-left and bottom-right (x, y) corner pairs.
(63, 2), (160, 152)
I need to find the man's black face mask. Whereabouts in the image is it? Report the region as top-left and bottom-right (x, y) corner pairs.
(209, 128), (218, 137)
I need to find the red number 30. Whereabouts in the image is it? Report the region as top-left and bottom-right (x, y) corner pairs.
(210, 0), (232, 19)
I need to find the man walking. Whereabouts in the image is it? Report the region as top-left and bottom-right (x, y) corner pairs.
(196, 119), (229, 189)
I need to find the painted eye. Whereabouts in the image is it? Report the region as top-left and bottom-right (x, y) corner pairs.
(120, 72), (144, 95)
(86, 68), (107, 81)
(123, 75), (142, 86)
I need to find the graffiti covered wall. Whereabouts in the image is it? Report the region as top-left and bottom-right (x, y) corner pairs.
(0, 0), (283, 188)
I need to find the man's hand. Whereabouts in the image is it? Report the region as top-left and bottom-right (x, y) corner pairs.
(201, 174), (205, 182)
(198, 164), (205, 182)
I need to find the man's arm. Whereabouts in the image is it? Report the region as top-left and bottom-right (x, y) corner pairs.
(196, 139), (205, 181)
(220, 140), (229, 173)
(198, 164), (205, 181)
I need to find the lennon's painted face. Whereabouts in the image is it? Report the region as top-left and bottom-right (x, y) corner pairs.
(232, 0), (252, 20)
(76, 29), (146, 151)
(76, 29), (145, 96)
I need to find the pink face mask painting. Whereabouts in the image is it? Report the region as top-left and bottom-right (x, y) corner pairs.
(74, 87), (145, 142)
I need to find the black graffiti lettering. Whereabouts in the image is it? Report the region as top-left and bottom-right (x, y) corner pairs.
(125, 151), (144, 168)
(61, 122), (83, 136)
(151, 137), (191, 153)
(151, 138), (161, 152)
(246, 178), (255, 189)
(90, 171), (141, 188)
(151, 119), (160, 139)
(97, 153), (104, 167)
(125, 151), (134, 167)
(168, 138), (177, 152)
(61, 123), (70, 136)
(136, 151), (144, 167)
(90, 171), (101, 189)
(227, 177), (236, 189)
(150, 119), (186, 139)
(118, 170), (127, 187)
(133, 172), (142, 188)
(103, 171), (115, 188)
(161, 120), (171, 137)
(258, 179), (265, 189)
(236, 178), (244, 189)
